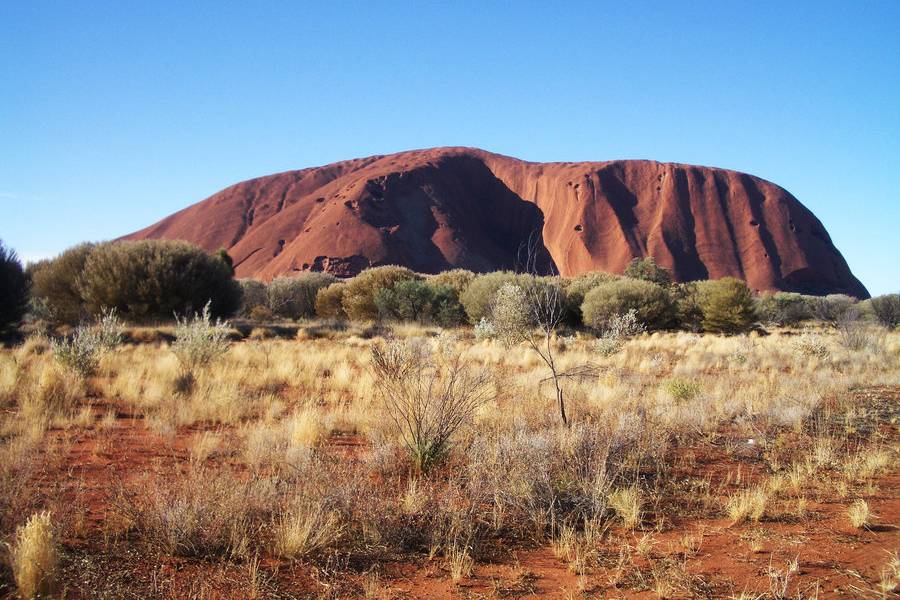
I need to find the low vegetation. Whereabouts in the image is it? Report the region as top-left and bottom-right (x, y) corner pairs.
(0, 239), (897, 597)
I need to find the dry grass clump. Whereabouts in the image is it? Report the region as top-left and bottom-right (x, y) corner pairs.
(847, 499), (871, 529)
(725, 486), (768, 525)
(8, 511), (58, 600)
(273, 498), (343, 558)
(608, 487), (643, 529)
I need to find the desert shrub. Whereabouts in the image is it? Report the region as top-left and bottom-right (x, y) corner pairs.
(664, 378), (701, 402)
(172, 303), (231, 379)
(341, 266), (419, 321)
(594, 310), (645, 357)
(696, 277), (757, 334)
(50, 309), (123, 377)
(78, 240), (242, 321)
(9, 511), (58, 600)
(266, 272), (337, 320)
(238, 279), (267, 315)
(429, 285), (468, 327)
(560, 271), (618, 325)
(756, 292), (813, 326)
(373, 279), (467, 326)
(0, 241), (30, 336)
(473, 317), (496, 340)
(809, 294), (856, 325)
(427, 269), (476, 296)
(671, 282), (703, 331)
(459, 271), (532, 324)
(375, 279), (436, 322)
(624, 257), (672, 287)
(869, 293), (900, 328)
(581, 278), (673, 330)
(792, 334), (830, 359)
(315, 282), (347, 319)
(28, 243), (95, 324)
(248, 304), (274, 322)
(371, 337), (492, 472)
(836, 310), (884, 352)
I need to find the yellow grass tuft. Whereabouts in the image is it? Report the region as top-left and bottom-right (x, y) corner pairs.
(10, 511), (58, 600)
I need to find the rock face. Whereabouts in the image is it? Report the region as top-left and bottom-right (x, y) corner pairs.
(125, 147), (868, 297)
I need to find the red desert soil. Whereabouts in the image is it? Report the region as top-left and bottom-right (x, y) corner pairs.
(19, 387), (899, 599)
(124, 147), (868, 298)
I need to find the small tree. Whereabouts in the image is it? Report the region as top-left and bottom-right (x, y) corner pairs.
(0, 241), (30, 336)
(375, 279), (436, 322)
(624, 257), (672, 287)
(266, 273), (337, 320)
(696, 277), (757, 334)
(869, 293), (900, 329)
(489, 279), (592, 426)
(28, 243), (95, 324)
(371, 336), (492, 472)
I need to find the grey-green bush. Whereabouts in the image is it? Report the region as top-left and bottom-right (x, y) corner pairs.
(315, 282), (347, 319)
(238, 279), (267, 316)
(581, 278), (673, 330)
(78, 240), (242, 321)
(266, 272), (337, 320)
(0, 241), (30, 336)
(809, 294), (856, 325)
(561, 271), (619, 325)
(341, 266), (420, 321)
(426, 269), (476, 296)
(459, 271), (532, 324)
(755, 292), (813, 326)
(28, 243), (95, 324)
(696, 277), (757, 334)
(869, 293), (900, 328)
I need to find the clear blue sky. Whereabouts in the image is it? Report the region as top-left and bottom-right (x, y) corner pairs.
(2, 1), (898, 295)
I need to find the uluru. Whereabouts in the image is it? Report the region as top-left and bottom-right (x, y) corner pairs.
(125, 147), (868, 298)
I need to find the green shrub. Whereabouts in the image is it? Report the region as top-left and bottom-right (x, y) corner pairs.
(430, 285), (468, 327)
(459, 271), (531, 324)
(696, 277), (757, 334)
(426, 269), (476, 296)
(581, 278), (673, 330)
(561, 271), (619, 326)
(266, 272), (337, 320)
(671, 282), (703, 332)
(28, 243), (95, 324)
(375, 279), (436, 322)
(869, 293), (900, 328)
(341, 266), (419, 321)
(756, 292), (813, 327)
(664, 378), (701, 402)
(0, 241), (30, 336)
(237, 279), (267, 316)
(624, 257), (672, 287)
(78, 240), (242, 321)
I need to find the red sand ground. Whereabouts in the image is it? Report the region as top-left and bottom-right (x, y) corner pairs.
(124, 147), (868, 298)
(9, 387), (897, 599)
